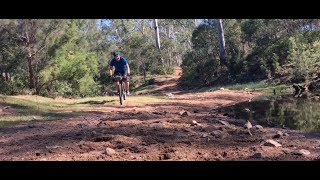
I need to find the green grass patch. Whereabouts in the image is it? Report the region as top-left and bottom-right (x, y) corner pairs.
(204, 81), (292, 94)
(0, 94), (171, 127)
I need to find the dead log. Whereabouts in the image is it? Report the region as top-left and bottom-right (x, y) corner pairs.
(292, 84), (306, 97)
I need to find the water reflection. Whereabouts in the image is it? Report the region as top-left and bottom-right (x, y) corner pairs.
(219, 94), (320, 132)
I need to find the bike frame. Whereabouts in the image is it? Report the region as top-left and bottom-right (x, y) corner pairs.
(114, 75), (126, 105)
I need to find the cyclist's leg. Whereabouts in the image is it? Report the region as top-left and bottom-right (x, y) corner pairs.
(121, 73), (130, 95)
(113, 71), (120, 93)
(117, 72), (128, 94)
(115, 81), (120, 93)
(125, 79), (129, 95)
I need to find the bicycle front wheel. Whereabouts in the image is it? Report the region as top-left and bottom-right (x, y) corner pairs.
(119, 83), (123, 105)
(123, 84), (126, 100)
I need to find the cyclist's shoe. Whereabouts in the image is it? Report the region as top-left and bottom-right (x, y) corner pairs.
(126, 91), (130, 96)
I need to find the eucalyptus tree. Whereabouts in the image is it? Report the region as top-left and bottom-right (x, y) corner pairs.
(217, 19), (226, 66)
(13, 19), (66, 93)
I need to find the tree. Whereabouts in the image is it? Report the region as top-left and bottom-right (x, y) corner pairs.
(14, 19), (65, 93)
(154, 19), (161, 49)
(1, 19), (198, 96)
(44, 19), (100, 97)
(217, 19), (227, 66)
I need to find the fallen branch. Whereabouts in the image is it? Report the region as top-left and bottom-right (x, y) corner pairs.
(292, 84), (306, 97)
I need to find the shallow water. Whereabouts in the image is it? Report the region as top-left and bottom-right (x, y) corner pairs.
(219, 94), (320, 132)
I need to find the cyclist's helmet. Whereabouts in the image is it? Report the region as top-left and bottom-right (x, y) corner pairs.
(113, 51), (119, 56)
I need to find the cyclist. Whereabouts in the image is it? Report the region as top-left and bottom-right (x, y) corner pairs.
(109, 51), (131, 95)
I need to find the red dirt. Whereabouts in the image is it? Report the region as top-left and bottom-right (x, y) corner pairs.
(0, 67), (320, 161)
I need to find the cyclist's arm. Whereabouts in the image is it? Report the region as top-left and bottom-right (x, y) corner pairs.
(109, 66), (114, 76)
(126, 63), (130, 75)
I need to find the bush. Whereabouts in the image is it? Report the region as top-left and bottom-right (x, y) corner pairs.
(286, 35), (320, 83)
(147, 78), (156, 85)
(0, 79), (29, 95)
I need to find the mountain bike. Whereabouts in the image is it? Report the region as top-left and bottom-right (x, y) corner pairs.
(113, 75), (127, 105)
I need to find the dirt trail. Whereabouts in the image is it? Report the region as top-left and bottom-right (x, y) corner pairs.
(0, 67), (320, 161)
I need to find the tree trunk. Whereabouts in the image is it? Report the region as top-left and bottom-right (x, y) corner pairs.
(5, 72), (10, 82)
(27, 55), (36, 89)
(142, 23), (145, 35)
(217, 19), (227, 66)
(154, 19), (161, 49)
(153, 19), (164, 66)
(48, 80), (53, 97)
(143, 68), (146, 84)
